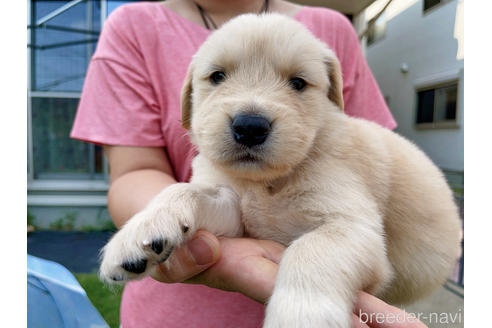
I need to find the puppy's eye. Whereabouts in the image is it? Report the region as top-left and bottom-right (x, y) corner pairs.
(289, 77), (307, 91)
(210, 71), (226, 85)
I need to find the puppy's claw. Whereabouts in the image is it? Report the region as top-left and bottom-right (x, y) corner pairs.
(110, 275), (124, 282)
(122, 259), (147, 274)
(158, 246), (174, 263)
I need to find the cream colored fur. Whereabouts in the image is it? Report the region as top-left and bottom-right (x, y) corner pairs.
(100, 14), (461, 328)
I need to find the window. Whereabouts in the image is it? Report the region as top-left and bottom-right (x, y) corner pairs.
(423, 0), (452, 13)
(367, 13), (386, 47)
(31, 96), (104, 179)
(416, 82), (458, 128)
(30, 0), (101, 92)
(28, 0), (103, 180)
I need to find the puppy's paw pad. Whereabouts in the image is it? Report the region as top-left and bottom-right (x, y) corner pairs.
(121, 259), (147, 274)
(143, 238), (167, 255)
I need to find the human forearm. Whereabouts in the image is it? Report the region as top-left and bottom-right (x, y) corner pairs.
(107, 168), (176, 228)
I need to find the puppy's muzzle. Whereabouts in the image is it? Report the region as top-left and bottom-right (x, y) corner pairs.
(231, 114), (271, 147)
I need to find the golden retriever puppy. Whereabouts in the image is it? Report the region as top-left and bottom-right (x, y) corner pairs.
(100, 14), (461, 328)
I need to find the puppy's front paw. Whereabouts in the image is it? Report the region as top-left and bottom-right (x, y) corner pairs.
(99, 183), (242, 283)
(99, 187), (197, 283)
(264, 291), (351, 328)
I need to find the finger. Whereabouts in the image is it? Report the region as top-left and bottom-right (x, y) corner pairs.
(228, 255), (279, 303)
(150, 230), (221, 283)
(353, 292), (428, 328)
(187, 238), (284, 303)
(252, 238), (286, 264)
(190, 255), (278, 303)
(227, 239), (285, 302)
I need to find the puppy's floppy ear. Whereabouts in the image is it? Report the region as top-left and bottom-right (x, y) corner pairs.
(323, 49), (344, 112)
(180, 64), (194, 130)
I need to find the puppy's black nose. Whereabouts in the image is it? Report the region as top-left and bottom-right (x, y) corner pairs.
(231, 114), (271, 147)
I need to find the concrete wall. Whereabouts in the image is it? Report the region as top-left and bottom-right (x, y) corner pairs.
(365, 0), (464, 171)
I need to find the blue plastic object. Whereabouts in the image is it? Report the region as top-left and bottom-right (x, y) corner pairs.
(27, 255), (108, 328)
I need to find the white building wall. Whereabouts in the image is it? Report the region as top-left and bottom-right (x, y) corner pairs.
(365, 0), (464, 171)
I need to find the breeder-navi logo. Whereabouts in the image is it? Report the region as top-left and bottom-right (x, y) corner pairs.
(359, 308), (463, 325)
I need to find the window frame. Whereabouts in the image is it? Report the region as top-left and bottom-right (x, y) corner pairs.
(414, 80), (460, 130)
(366, 12), (387, 47)
(27, 0), (109, 189)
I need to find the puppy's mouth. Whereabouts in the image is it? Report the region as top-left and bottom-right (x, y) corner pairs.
(225, 145), (266, 165)
(236, 153), (261, 163)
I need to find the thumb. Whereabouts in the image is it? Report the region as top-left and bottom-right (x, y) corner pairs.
(151, 230), (221, 283)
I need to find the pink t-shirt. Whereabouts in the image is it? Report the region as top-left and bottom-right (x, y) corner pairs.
(71, 3), (396, 327)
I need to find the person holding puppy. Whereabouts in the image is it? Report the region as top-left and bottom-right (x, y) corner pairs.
(71, 0), (425, 327)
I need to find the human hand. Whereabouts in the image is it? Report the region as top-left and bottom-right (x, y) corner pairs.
(150, 230), (285, 302)
(150, 230), (427, 328)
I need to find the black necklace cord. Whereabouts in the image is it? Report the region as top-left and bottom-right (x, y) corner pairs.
(196, 3), (217, 30)
(195, 0), (270, 30)
(261, 0), (270, 14)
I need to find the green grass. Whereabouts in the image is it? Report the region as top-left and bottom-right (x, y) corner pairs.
(75, 273), (123, 328)
(452, 187), (464, 197)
